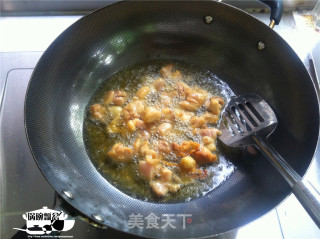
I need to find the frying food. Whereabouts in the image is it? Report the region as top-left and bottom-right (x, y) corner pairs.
(85, 63), (235, 201)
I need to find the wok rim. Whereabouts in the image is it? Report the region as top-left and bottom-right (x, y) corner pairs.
(24, 1), (320, 237)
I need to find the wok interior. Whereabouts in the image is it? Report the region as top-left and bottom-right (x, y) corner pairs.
(25, 1), (319, 238)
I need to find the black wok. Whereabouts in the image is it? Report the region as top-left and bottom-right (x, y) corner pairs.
(25, 1), (319, 238)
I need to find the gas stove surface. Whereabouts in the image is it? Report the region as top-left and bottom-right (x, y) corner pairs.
(1, 12), (320, 239)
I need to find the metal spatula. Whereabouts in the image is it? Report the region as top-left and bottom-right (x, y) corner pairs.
(218, 93), (320, 228)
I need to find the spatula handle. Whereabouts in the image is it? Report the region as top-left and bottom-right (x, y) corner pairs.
(293, 180), (320, 228)
(252, 135), (301, 186)
(252, 135), (320, 228)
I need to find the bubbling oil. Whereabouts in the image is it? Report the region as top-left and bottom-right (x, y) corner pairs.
(84, 61), (237, 202)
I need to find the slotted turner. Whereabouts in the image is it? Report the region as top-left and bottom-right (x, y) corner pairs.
(219, 93), (320, 228)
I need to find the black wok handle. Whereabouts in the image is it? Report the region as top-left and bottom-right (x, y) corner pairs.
(258, 0), (283, 27)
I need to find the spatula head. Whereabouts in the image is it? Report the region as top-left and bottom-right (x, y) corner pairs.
(218, 93), (278, 147)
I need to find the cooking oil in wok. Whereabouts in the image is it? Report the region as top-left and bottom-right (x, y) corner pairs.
(84, 61), (238, 202)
